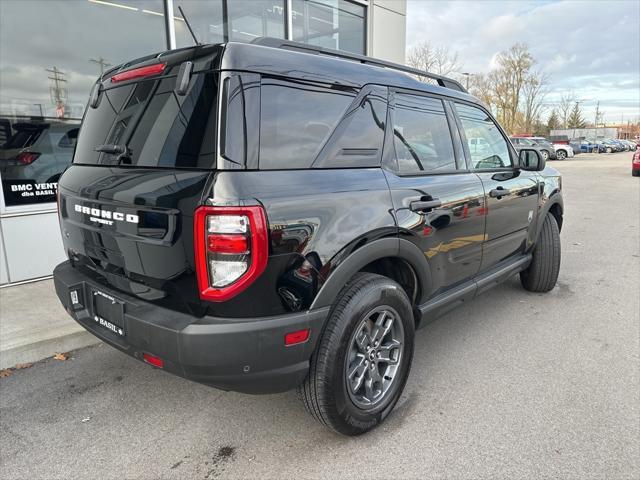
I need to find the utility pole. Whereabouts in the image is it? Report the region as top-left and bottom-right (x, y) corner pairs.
(89, 57), (112, 75)
(461, 72), (473, 90)
(593, 100), (600, 141)
(46, 66), (68, 118)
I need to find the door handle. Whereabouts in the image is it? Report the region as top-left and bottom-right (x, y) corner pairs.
(410, 197), (442, 212)
(489, 187), (511, 198)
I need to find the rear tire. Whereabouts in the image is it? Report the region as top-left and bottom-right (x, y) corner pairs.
(556, 150), (567, 160)
(540, 150), (549, 161)
(606, 147), (612, 153)
(298, 273), (415, 435)
(520, 213), (561, 293)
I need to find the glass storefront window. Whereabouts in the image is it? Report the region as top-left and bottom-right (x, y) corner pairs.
(228, 1), (285, 42)
(173, 0), (225, 48)
(174, 1), (285, 48)
(0, 0), (165, 208)
(292, 0), (366, 55)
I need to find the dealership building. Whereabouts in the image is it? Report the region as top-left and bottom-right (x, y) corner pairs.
(0, 0), (407, 287)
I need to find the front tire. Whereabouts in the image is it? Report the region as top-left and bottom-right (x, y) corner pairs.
(521, 213), (561, 292)
(556, 150), (567, 160)
(540, 150), (549, 161)
(606, 147), (612, 153)
(299, 273), (415, 435)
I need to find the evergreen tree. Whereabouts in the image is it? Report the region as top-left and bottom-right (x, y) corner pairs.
(567, 102), (587, 129)
(547, 108), (560, 132)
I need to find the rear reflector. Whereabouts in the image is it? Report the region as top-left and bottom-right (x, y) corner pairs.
(142, 352), (163, 368)
(285, 329), (310, 346)
(111, 63), (166, 83)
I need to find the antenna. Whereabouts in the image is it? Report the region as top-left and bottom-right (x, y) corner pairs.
(178, 6), (201, 46)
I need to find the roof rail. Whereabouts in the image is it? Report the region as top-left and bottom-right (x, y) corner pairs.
(250, 37), (467, 93)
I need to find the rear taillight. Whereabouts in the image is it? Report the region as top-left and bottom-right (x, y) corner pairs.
(194, 206), (269, 302)
(110, 63), (166, 83)
(16, 151), (40, 165)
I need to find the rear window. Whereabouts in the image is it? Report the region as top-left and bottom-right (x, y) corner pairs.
(259, 77), (357, 169)
(74, 72), (218, 169)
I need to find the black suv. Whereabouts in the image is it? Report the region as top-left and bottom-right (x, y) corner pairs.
(53, 39), (563, 435)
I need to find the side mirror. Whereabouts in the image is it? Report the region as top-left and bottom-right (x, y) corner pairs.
(519, 148), (545, 171)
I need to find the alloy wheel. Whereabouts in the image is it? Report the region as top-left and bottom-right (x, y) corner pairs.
(345, 306), (405, 409)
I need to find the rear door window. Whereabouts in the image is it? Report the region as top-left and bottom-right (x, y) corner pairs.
(259, 77), (356, 169)
(74, 72), (218, 169)
(391, 93), (457, 174)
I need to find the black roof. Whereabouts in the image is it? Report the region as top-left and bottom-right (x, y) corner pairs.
(219, 41), (479, 105)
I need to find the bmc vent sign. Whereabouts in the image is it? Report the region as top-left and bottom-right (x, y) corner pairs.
(0, 117), (79, 208)
(2, 180), (58, 206)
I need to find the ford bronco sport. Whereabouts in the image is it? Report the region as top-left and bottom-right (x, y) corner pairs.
(54, 39), (563, 435)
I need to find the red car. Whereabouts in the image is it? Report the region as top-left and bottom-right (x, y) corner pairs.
(633, 145), (640, 177)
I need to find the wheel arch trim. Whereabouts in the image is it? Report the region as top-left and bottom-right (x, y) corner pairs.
(538, 194), (563, 239)
(310, 238), (433, 310)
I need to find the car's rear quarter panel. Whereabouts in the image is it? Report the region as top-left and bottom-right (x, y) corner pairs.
(206, 169), (396, 317)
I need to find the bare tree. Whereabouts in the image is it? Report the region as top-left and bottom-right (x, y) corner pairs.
(521, 71), (549, 133)
(488, 43), (535, 132)
(558, 92), (576, 129)
(467, 73), (494, 110)
(406, 41), (462, 81)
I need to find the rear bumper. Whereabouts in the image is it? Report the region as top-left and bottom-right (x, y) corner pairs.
(53, 261), (328, 394)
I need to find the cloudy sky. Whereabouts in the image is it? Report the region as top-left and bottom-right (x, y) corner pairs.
(407, 0), (640, 124)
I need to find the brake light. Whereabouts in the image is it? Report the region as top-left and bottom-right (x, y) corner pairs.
(110, 63), (166, 83)
(16, 151), (40, 165)
(194, 206), (269, 302)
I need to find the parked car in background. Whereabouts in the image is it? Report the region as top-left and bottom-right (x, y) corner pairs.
(621, 139), (637, 150)
(510, 137), (556, 160)
(632, 146), (640, 176)
(578, 140), (605, 153)
(529, 137), (557, 160)
(553, 143), (574, 160)
(600, 139), (623, 153)
(612, 139), (630, 151)
(509, 137), (547, 159)
(569, 139), (582, 154)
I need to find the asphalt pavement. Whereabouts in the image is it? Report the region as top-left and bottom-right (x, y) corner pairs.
(1, 151), (638, 479)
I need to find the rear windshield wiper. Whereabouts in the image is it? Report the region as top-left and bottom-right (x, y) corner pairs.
(94, 144), (132, 165)
(95, 144), (127, 155)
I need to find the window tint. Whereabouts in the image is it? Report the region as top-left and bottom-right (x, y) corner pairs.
(456, 103), (512, 169)
(392, 94), (456, 174)
(74, 72), (218, 169)
(314, 86), (387, 168)
(259, 78), (356, 169)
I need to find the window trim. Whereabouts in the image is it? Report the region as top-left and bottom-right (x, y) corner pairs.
(383, 89), (463, 178)
(310, 83), (387, 169)
(451, 99), (520, 173)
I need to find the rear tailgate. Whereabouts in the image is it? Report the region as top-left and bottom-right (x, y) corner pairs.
(57, 45), (222, 315)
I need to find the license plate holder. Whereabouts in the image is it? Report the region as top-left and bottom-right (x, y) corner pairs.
(91, 289), (125, 337)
